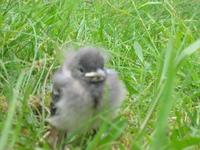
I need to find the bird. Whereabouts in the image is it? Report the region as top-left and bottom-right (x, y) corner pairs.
(46, 47), (126, 149)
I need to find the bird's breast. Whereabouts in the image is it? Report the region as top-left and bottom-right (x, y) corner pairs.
(88, 84), (104, 109)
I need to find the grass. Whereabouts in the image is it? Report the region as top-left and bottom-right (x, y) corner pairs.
(0, 0), (200, 149)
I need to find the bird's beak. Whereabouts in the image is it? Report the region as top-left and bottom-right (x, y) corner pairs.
(85, 69), (106, 82)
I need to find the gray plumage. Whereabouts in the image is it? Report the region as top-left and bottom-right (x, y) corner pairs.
(47, 47), (126, 133)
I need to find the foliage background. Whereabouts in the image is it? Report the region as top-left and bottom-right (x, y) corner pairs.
(0, 0), (200, 149)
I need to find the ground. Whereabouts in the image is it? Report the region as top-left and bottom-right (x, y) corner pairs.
(0, 0), (200, 150)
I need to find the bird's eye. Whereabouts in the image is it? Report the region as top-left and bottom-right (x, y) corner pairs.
(79, 67), (84, 73)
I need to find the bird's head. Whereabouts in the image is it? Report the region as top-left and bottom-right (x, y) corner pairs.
(69, 48), (106, 84)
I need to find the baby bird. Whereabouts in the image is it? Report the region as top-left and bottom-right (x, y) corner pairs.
(46, 47), (126, 148)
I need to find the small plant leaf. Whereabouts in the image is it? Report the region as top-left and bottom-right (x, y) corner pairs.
(133, 41), (144, 63)
(175, 39), (200, 67)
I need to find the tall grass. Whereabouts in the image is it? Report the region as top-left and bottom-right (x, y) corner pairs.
(0, 0), (200, 149)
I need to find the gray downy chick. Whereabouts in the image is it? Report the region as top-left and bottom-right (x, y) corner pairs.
(47, 47), (127, 133)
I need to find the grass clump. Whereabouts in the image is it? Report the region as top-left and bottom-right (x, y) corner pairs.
(0, 0), (200, 150)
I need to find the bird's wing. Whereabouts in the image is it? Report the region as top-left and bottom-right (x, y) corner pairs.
(50, 67), (71, 116)
(105, 69), (127, 110)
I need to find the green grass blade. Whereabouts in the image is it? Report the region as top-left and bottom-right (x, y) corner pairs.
(133, 41), (144, 64)
(150, 40), (176, 149)
(175, 39), (200, 67)
(0, 73), (24, 150)
(170, 137), (200, 149)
